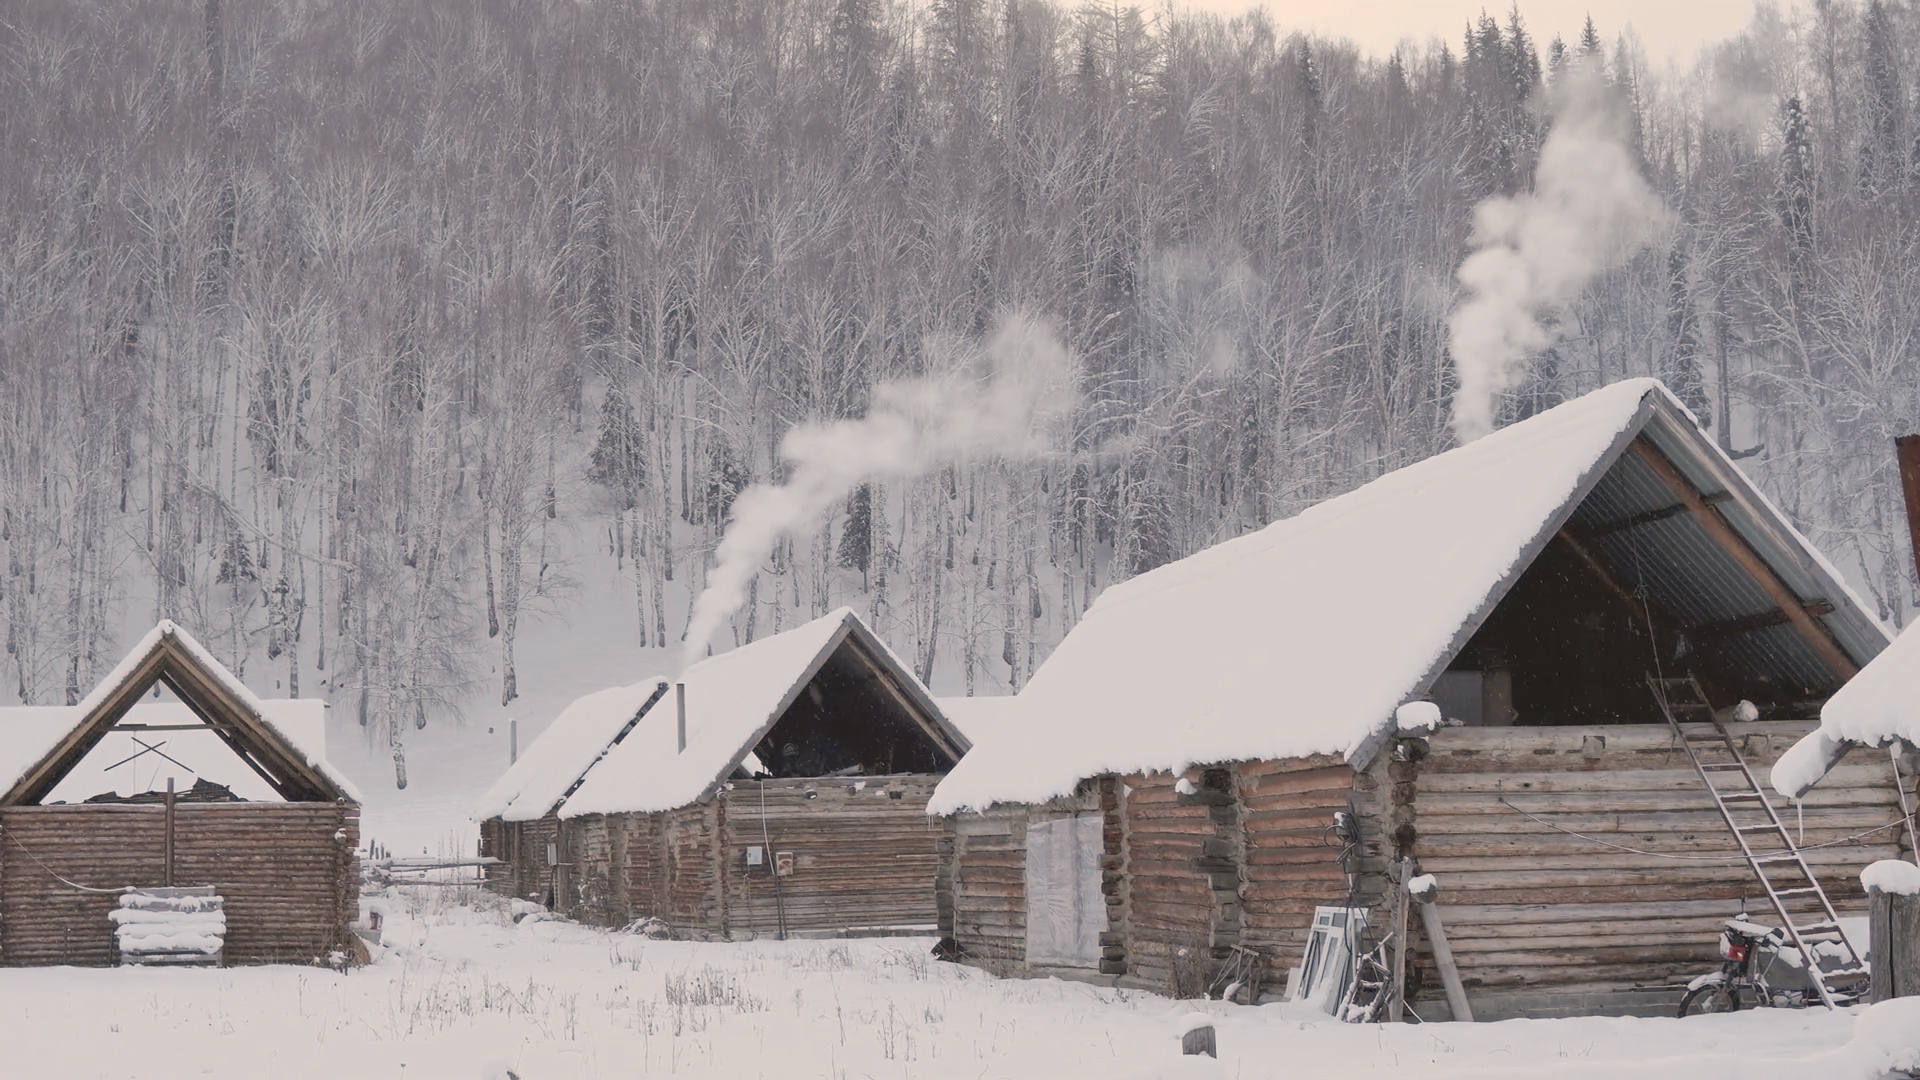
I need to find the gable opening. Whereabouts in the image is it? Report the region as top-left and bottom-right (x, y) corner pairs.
(38, 682), (310, 806)
(744, 638), (957, 778)
(1432, 437), (1855, 727)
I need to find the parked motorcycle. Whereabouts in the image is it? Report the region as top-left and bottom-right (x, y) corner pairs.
(1677, 915), (1827, 1016)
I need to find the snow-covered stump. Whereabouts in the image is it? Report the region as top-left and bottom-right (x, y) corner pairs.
(1864, 861), (1920, 1003)
(111, 887), (226, 966)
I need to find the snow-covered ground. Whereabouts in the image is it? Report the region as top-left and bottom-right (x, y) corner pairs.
(3, 886), (1916, 1080)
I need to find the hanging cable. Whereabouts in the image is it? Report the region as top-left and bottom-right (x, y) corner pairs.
(3, 829), (133, 895)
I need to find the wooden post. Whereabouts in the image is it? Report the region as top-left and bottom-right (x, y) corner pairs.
(1409, 874), (1473, 1022)
(164, 777), (175, 887)
(1868, 885), (1920, 1003)
(1388, 857), (1411, 1022)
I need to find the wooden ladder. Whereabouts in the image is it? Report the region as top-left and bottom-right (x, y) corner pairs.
(1646, 674), (1868, 1009)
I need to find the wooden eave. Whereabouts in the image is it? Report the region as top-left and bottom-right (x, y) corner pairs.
(2, 630), (348, 807)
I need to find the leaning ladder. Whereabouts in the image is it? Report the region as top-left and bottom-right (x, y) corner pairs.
(1646, 674), (1869, 1009)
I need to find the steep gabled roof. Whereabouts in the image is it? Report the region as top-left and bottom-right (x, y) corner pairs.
(931, 379), (1890, 815)
(474, 679), (670, 822)
(559, 608), (965, 819)
(1, 621), (356, 806)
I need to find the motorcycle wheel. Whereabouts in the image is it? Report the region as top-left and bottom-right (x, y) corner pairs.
(1678, 984), (1742, 1017)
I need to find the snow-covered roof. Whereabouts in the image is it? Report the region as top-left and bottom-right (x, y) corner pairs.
(936, 696), (1021, 748)
(475, 679), (669, 822)
(1775, 621), (1920, 798)
(931, 379), (1889, 815)
(0, 621), (357, 805)
(560, 608), (962, 818)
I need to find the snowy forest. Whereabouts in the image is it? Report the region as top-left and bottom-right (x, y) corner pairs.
(2, 0), (1918, 786)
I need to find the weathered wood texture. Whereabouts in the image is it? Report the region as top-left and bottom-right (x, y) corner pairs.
(949, 807), (1027, 962)
(716, 776), (943, 937)
(1234, 756), (1376, 991)
(558, 776), (946, 939)
(1120, 771), (1225, 996)
(1404, 721), (1911, 1015)
(480, 814), (561, 904)
(0, 802), (357, 966)
(1869, 886), (1920, 1003)
(942, 761), (1375, 996)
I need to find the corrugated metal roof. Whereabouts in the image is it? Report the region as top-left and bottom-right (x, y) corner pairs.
(1553, 408), (1888, 700)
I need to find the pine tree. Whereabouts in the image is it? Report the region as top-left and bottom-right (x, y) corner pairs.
(1665, 245), (1710, 424)
(1578, 15), (1602, 61)
(1777, 96), (1815, 299)
(1296, 40), (1322, 150)
(1859, 1), (1906, 192)
(837, 483), (874, 582)
(586, 383), (647, 509)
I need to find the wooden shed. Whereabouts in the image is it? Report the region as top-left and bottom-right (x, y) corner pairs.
(0, 621), (360, 966)
(475, 680), (669, 906)
(930, 379), (1916, 1020)
(481, 608), (969, 938)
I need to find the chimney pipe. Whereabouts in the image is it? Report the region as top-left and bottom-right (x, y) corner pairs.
(1898, 435), (1920, 588)
(676, 682), (687, 753)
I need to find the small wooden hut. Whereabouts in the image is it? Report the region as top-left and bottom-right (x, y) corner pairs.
(475, 680), (669, 905)
(931, 379), (1914, 1019)
(0, 621), (360, 966)
(483, 608), (969, 937)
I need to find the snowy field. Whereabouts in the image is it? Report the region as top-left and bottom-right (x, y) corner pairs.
(2, 887), (1916, 1080)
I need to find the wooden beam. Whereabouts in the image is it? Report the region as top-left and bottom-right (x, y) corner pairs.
(1552, 529), (1641, 614)
(1629, 439), (1858, 680)
(1586, 492), (1732, 539)
(1692, 602), (1835, 643)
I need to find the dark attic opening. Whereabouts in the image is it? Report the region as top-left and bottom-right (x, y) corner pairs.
(745, 637), (957, 779)
(1432, 435), (1861, 727)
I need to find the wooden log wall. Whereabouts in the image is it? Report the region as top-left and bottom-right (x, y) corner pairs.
(1118, 771), (1220, 996)
(717, 775), (943, 937)
(619, 812), (667, 925)
(662, 802), (724, 936)
(502, 814), (561, 905)
(478, 818), (510, 896)
(949, 807), (1028, 963)
(1235, 755), (1382, 991)
(564, 814), (624, 925)
(1403, 721), (1915, 1018)
(0, 802), (357, 966)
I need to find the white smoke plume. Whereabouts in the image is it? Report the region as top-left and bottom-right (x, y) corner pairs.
(1447, 71), (1670, 442)
(680, 311), (1076, 667)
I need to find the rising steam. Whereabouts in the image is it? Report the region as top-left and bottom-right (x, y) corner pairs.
(680, 311), (1076, 667)
(1447, 70), (1670, 442)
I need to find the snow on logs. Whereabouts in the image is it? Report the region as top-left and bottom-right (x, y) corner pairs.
(1865, 860), (1920, 1003)
(112, 888), (225, 965)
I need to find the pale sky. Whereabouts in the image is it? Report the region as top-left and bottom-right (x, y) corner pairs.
(1174, 0), (1759, 66)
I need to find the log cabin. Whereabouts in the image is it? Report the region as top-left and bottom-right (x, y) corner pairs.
(0, 621), (360, 966)
(480, 608), (969, 938)
(475, 680), (670, 905)
(930, 379), (1916, 1020)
